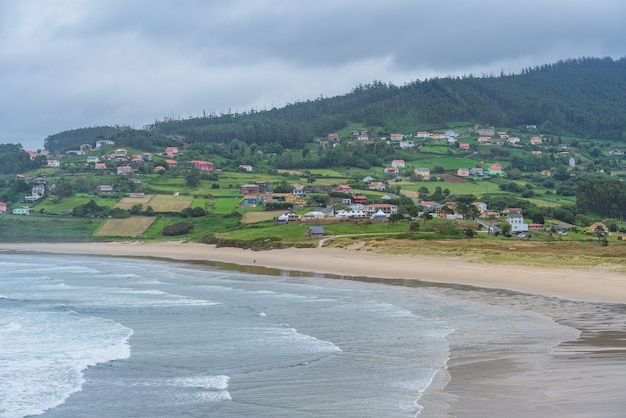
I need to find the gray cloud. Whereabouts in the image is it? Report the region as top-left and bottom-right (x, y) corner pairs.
(1, 0), (625, 150)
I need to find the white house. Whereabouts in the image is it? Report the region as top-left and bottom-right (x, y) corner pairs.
(391, 159), (405, 168)
(507, 213), (529, 233)
(47, 160), (60, 167)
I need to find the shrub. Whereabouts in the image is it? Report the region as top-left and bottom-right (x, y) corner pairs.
(162, 222), (194, 236)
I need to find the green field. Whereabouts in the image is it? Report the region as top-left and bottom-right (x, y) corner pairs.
(0, 215), (100, 242)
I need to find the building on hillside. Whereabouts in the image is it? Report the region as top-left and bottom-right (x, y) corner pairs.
(95, 140), (115, 148)
(368, 181), (386, 191)
(241, 195), (259, 206)
(507, 213), (529, 233)
(351, 195), (368, 204)
(327, 133), (340, 143)
(13, 206), (34, 216)
(165, 147), (179, 157)
(0, 202), (7, 213)
(47, 160), (60, 167)
(117, 166), (133, 175)
(364, 203), (397, 217)
(333, 184), (352, 194)
(96, 185), (113, 193)
(304, 226), (325, 238)
(391, 159), (405, 168)
(238, 164), (253, 172)
(457, 168), (470, 177)
(190, 160), (214, 171)
(488, 163), (503, 176)
(284, 193), (307, 205)
(398, 139), (415, 148)
(240, 184), (260, 195)
(292, 183), (307, 197)
(413, 167), (431, 180)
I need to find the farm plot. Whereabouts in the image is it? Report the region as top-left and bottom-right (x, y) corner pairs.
(95, 216), (157, 237)
(241, 210), (284, 224)
(115, 194), (193, 212)
(116, 194), (154, 209)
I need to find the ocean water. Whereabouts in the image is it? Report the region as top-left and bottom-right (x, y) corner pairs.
(0, 252), (621, 417)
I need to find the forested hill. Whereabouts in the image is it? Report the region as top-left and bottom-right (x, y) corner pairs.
(146, 57), (626, 147)
(46, 57), (626, 152)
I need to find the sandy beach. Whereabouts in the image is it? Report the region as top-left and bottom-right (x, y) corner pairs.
(1, 241), (626, 303)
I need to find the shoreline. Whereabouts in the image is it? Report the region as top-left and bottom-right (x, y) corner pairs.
(3, 241), (626, 416)
(1, 241), (626, 303)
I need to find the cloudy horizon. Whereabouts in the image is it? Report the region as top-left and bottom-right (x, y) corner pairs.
(2, 0), (625, 151)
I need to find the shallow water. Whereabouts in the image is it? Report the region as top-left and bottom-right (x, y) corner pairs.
(0, 253), (623, 417)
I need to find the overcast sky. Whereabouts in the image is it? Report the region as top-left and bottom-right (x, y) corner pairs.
(2, 0), (625, 150)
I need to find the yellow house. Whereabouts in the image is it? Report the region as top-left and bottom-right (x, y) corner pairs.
(285, 193), (307, 205)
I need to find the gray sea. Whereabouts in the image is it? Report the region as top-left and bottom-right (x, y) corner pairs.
(1, 252), (625, 417)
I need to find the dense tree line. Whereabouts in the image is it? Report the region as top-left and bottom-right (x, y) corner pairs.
(44, 126), (127, 152)
(576, 176), (626, 218)
(0, 144), (46, 175)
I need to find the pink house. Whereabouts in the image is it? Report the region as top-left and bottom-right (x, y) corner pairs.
(333, 185), (352, 194)
(190, 160), (214, 171)
(165, 147), (179, 157)
(0, 201), (7, 213)
(368, 181), (386, 191)
(117, 166), (133, 175)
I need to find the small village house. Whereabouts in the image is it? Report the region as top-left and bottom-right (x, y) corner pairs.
(190, 160), (214, 171)
(413, 167), (431, 180)
(507, 213), (529, 233)
(368, 181), (386, 191)
(333, 184), (352, 194)
(117, 166), (133, 175)
(96, 185), (113, 193)
(240, 184), (260, 195)
(304, 226), (325, 238)
(457, 168), (470, 177)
